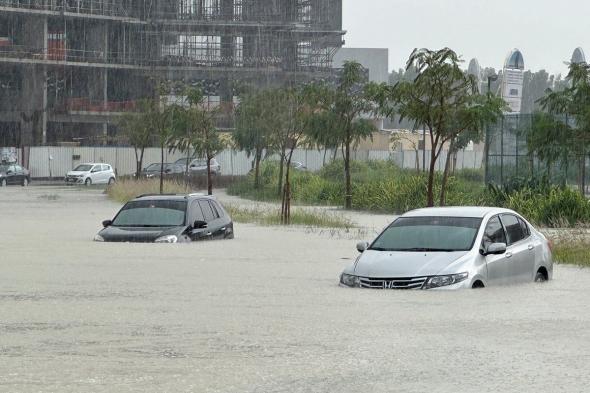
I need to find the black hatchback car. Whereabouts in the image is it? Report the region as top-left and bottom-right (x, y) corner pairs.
(0, 164), (31, 187)
(95, 194), (234, 243)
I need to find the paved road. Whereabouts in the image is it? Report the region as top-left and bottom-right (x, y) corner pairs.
(1, 186), (589, 392)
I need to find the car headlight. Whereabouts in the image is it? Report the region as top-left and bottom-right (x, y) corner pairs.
(423, 272), (469, 289)
(340, 273), (360, 288)
(94, 234), (104, 242)
(155, 235), (178, 244)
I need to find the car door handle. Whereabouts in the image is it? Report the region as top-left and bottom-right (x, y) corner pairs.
(505, 252), (513, 259)
(528, 244), (534, 250)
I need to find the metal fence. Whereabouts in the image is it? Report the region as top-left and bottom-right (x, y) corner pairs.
(486, 114), (590, 192)
(15, 146), (484, 179)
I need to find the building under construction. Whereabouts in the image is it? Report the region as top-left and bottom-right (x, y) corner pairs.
(0, 0), (344, 146)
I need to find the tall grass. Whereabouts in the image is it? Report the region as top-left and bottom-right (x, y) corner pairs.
(107, 178), (193, 203)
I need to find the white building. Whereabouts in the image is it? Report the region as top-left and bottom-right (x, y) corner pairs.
(501, 49), (525, 114)
(572, 47), (586, 64)
(332, 48), (389, 83)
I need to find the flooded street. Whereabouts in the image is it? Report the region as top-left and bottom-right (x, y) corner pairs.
(1, 186), (590, 392)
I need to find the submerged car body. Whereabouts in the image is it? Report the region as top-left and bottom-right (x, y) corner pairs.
(95, 194), (234, 243)
(340, 207), (553, 290)
(140, 163), (184, 179)
(0, 164), (30, 186)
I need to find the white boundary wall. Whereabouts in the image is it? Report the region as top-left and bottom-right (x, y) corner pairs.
(27, 146), (483, 178)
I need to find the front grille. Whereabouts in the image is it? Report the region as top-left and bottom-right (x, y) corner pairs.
(359, 276), (428, 290)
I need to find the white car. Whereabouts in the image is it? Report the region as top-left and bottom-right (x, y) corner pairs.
(340, 207), (553, 290)
(65, 163), (116, 186)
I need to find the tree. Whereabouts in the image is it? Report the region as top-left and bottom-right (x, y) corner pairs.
(273, 86), (322, 224)
(117, 100), (153, 178)
(234, 89), (277, 188)
(309, 61), (377, 209)
(141, 97), (174, 194)
(169, 87), (226, 195)
(369, 48), (505, 206)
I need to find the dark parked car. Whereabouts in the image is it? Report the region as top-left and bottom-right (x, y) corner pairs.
(94, 194), (234, 243)
(140, 163), (185, 179)
(174, 157), (220, 174)
(0, 164), (31, 187)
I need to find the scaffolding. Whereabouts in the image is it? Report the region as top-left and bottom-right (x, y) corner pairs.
(0, 0), (344, 145)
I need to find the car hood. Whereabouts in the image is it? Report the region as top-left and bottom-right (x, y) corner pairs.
(99, 226), (185, 243)
(354, 250), (470, 277)
(67, 170), (89, 176)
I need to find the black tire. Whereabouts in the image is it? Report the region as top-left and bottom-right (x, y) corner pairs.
(472, 281), (485, 289)
(535, 271), (547, 283)
(85, 178), (92, 186)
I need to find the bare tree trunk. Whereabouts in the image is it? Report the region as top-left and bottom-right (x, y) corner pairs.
(277, 147), (286, 197)
(139, 147), (145, 179)
(185, 147), (192, 185)
(281, 149), (294, 224)
(206, 156), (213, 195)
(254, 147), (262, 189)
(439, 141), (455, 206)
(427, 147), (437, 207)
(159, 143), (164, 194)
(134, 148), (140, 179)
(344, 136), (352, 210)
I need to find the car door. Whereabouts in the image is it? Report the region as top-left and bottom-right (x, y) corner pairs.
(188, 200), (211, 240)
(482, 215), (511, 286)
(198, 200), (223, 239)
(206, 200), (228, 239)
(89, 165), (101, 183)
(14, 165), (24, 184)
(7, 165), (18, 184)
(500, 214), (534, 283)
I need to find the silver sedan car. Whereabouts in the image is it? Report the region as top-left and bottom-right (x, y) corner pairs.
(340, 207), (553, 290)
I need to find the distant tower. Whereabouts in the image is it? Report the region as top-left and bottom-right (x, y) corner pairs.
(571, 47), (586, 64)
(501, 49), (525, 114)
(467, 58), (483, 92)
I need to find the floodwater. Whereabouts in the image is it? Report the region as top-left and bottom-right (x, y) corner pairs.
(1, 186), (589, 392)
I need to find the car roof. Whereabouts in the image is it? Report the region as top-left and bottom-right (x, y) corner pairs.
(131, 193), (218, 202)
(402, 206), (513, 218)
(79, 163), (108, 166)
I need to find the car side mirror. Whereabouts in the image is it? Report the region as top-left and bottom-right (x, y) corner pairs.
(356, 241), (369, 253)
(483, 242), (507, 256)
(102, 219), (112, 228)
(193, 220), (208, 229)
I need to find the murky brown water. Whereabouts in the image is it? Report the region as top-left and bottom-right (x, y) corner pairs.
(1, 186), (589, 392)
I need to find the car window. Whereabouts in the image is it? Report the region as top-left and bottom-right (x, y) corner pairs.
(190, 200), (206, 223)
(501, 214), (526, 245)
(15, 165), (22, 171)
(518, 217), (530, 238)
(210, 201), (223, 218)
(91, 165), (100, 172)
(482, 216), (507, 248)
(199, 200), (216, 222)
(74, 164), (93, 171)
(208, 201), (220, 218)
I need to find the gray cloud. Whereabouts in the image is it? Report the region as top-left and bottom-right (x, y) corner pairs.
(343, 0), (590, 75)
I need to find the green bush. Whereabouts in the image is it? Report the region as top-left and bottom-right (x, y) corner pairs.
(227, 161), (590, 227)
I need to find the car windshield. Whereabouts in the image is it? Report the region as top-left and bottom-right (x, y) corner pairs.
(370, 216), (482, 252)
(112, 200), (187, 227)
(145, 163), (171, 171)
(174, 158), (191, 165)
(74, 164), (93, 171)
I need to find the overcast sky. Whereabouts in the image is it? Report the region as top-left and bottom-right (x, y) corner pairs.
(343, 0), (590, 76)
